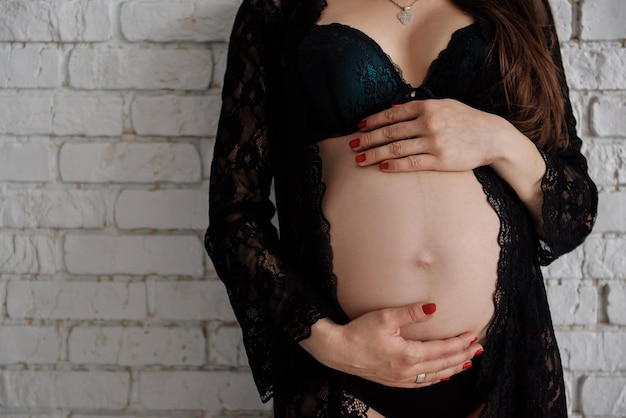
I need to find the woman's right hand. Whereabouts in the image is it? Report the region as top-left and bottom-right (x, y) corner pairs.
(299, 303), (483, 388)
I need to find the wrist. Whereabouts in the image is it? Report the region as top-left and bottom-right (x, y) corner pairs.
(489, 118), (544, 181)
(488, 116), (522, 167)
(299, 318), (343, 368)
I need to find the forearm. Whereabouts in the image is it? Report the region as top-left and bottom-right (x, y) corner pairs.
(489, 117), (546, 234)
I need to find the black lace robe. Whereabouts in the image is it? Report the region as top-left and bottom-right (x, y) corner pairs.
(205, 0), (598, 416)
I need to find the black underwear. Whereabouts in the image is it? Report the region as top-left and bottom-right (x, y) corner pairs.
(357, 355), (485, 418)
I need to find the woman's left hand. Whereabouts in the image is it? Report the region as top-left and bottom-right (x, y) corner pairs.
(352, 98), (509, 172)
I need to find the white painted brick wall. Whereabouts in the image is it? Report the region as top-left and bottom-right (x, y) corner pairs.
(68, 326), (206, 366)
(59, 142), (202, 183)
(0, 371), (130, 409)
(7, 281), (147, 320)
(0, 0), (623, 417)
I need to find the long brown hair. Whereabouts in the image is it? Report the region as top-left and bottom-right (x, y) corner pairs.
(455, 0), (568, 152)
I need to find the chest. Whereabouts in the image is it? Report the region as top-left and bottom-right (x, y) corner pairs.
(296, 21), (492, 139)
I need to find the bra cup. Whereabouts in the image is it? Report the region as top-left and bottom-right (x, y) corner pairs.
(298, 24), (408, 139)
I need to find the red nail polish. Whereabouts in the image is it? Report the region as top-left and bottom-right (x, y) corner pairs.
(357, 120), (367, 130)
(470, 337), (478, 344)
(349, 138), (360, 149)
(355, 154), (366, 163)
(462, 361), (473, 371)
(422, 303), (436, 315)
(440, 377), (450, 382)
(474, 348), (484, 356)
(379, 162), (389, 170)
(391, 103), (402, 108)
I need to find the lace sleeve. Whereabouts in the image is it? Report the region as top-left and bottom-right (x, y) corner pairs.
(205, 0), (331, 401)
(535, 0), (598, 264)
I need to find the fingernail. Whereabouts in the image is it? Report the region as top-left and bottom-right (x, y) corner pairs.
(357, 120), (367, 130)
(379, 162), (389, 170)
(391, 103), (402, 108)
(470, 337), (478, 344)
(462, 361), (473, 370)
(422, 303), (436, 315)
(355, 154), (366, 163)
(440, 377), (450, 382)
(349, 138), (360, 149)
(474, 348), (484, 356)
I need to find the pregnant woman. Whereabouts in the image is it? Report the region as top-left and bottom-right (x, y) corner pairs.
(206, 0), (598, 416)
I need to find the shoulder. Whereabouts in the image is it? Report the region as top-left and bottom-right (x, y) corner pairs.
(232, 0), (283, 31)
(232, 0), (322, 38)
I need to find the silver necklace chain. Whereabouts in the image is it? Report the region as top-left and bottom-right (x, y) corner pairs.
(387, 0), (419, 24)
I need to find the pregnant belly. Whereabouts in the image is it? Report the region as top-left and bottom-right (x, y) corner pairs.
(318, 135), (500, 342)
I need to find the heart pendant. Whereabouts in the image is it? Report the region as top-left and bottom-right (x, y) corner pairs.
(397, 10), (412, 25)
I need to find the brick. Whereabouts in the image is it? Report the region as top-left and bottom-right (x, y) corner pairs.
(59, 142), (201, 184)
(581, 0), (626, 40)
(548, 0), (572, 41)
(583, 138), (626, 187)
(597, 47), (626, 90)
(53, 95), (123, 136)
(0, 326), (60, 364)
(0, 280), (5, 320)
(139, 371), (266, 410)
(153, 281), (235, 321)
(592, 96), (626, 137)
(0, 234), (56, 274)
(546, 281), (597, 325)
(69, 47), (211, 90)
(0, 95), (53, 134)
(0, 0), (112, 42)
(0, 44), (64, 88)
(0, 95), (123, 136)
(583, 235), (626, 279)
(607, 284), (626, 325)
(200, 138), (215, 180)
(120, 0), (239, 42)
(7, 281), (146, 320)
(131, 95), (221, 136)
(73, 416), (197, 418)
(0, 142), (53, 182)
(594, 190), (626, 233)
(540, 245), (584, 279)
(561, 371), (577, 414)
(211, 43), (228, 89)
(594, 191), (626, 233)
(581, 377), (626, 416)
(0, 414), (66, 418)
(562, 44), (597, 91)
(562, 45), (626, 91)
(0, 371), (129, 409)
(208, 325), (244, 367)
(557, 331), (626, 373)
(556, 331), (605, 371)
(0, 189), (107, 228)
(69, 326), (205, 366)
(115, 189), (208, 230)
(604, 332), (626, 370)
(64, 234), (204, 276)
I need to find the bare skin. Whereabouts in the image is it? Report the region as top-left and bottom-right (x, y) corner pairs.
(319, 132), (499, 343)
(299, 0), (547, 416)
